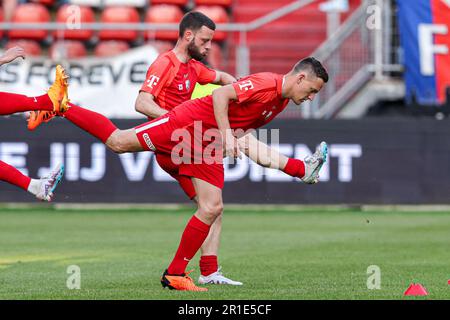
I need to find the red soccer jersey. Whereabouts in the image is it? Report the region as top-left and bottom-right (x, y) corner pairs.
(140, 50), (217, 113)
(171, 72), (289, 135)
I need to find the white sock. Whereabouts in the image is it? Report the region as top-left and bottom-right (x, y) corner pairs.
(27, 179), (41, 195)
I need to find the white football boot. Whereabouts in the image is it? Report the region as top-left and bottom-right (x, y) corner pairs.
(198, 267), (243, 286)
(301, 141), (328, 184)
(35, 164), (65, 201)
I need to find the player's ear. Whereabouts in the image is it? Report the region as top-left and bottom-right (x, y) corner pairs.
(296, 73), (305, 85)
(185, 30), (194, 41)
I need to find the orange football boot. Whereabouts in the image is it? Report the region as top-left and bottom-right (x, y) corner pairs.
(27, 65), (70, 131)
(161, 269), (208, 292)
(27, 111), (56, 131)
(47, 64), (70, 113)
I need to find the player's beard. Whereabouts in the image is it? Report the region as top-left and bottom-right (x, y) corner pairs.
(187, 38), (207, 62)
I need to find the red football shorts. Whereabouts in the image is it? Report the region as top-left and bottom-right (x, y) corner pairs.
(134, 115), (224, 190)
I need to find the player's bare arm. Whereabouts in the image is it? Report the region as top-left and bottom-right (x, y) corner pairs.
(0, 46), (25, 66)
(212, 85), (241, 159)
(213, 70), (237, 85)
(135, 91), (169, 119)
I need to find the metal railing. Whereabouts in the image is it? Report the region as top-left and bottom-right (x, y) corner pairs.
(301, 0), (403, 119)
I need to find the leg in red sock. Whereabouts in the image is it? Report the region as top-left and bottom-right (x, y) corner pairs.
(63, 103), (119, 143)
(199, 255), (218, 277)
(167, 215), (212, 275)
(0, 92), (53, 115)
(0, 160), (31, 190)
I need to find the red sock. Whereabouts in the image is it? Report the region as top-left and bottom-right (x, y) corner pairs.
(64, 103), (117, 143)
(0, 93), (53, 115)
(283, 158), (305, 178)
(200, 255), (218, 276)
(0, 161), (31, 191)
(168, 215), (211, 275)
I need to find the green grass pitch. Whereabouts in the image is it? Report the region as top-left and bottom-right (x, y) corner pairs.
(0, 205), (449, 300)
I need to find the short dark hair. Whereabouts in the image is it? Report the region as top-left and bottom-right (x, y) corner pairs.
(294, 57), (329, 83)
(179, 11), (216, 38)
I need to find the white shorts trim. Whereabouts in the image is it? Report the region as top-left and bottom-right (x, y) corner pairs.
(135, 117), (169, 134)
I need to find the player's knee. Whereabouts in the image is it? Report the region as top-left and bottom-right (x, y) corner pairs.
(106, 133), (127, 154)
(199, 200), (223, 220)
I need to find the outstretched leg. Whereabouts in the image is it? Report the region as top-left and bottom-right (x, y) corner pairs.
(62, 103), (144, 153)
(0, 93), (53, 115)
(0, 161), (64, 201)
(0, 65), (69, 117)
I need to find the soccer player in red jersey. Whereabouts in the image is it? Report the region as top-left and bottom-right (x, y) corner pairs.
(39, 58), (328, 290)
(0, 48), (66, 201)
(135, 12), (241, 286)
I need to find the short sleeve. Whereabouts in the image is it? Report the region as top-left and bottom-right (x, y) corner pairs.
(231, 74), (278, 104)
(140, 56), (174, 98)
(192, 60), (217, 85)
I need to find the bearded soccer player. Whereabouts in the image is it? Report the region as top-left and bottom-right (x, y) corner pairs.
(0, 47), (66, 201)
(34, 58), (328, 291)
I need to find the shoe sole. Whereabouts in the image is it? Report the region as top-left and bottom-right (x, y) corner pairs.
(304, 142), (328, 183)
(51, 165), (65, 193)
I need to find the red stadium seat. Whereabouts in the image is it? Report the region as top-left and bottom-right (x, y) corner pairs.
(8, 4), (51, 41)
(49, 41), (87, 60)
(194, 5), (229, 41)
(55, 5), (95, 41)
(194, 0), (232, 7)
(99, 6), (140, 41)
(6, 40), (42, 57)
(150, 0), (188, 5)
(94, 40), (130, 57)
(145, 5), (184, 41)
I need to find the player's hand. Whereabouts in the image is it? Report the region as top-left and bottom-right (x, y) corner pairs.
(224, 131), (241, 159)
(0, 46), (26, 64)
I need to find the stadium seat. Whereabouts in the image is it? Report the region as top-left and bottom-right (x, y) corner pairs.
(95, 40), (130, 57)
(8, 4), (51, 41)
(49, 41), (87, 60)
(5, 40), (42, 57)
(150, 0), (188, 5)
(103, 0), (147, 7)
(99, 6), (141, 41)
(145, 5), (184, 41)
(194, 5), (229, 41)
(194, 0), (232, 7)
(55, 5), (95, 41)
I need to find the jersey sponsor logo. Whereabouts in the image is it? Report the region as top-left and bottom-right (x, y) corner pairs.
(142, 133), (156, 151)
(185, 80), (191, 91)
(238, 80), (254, 91)
(146, 75), (160, 89)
